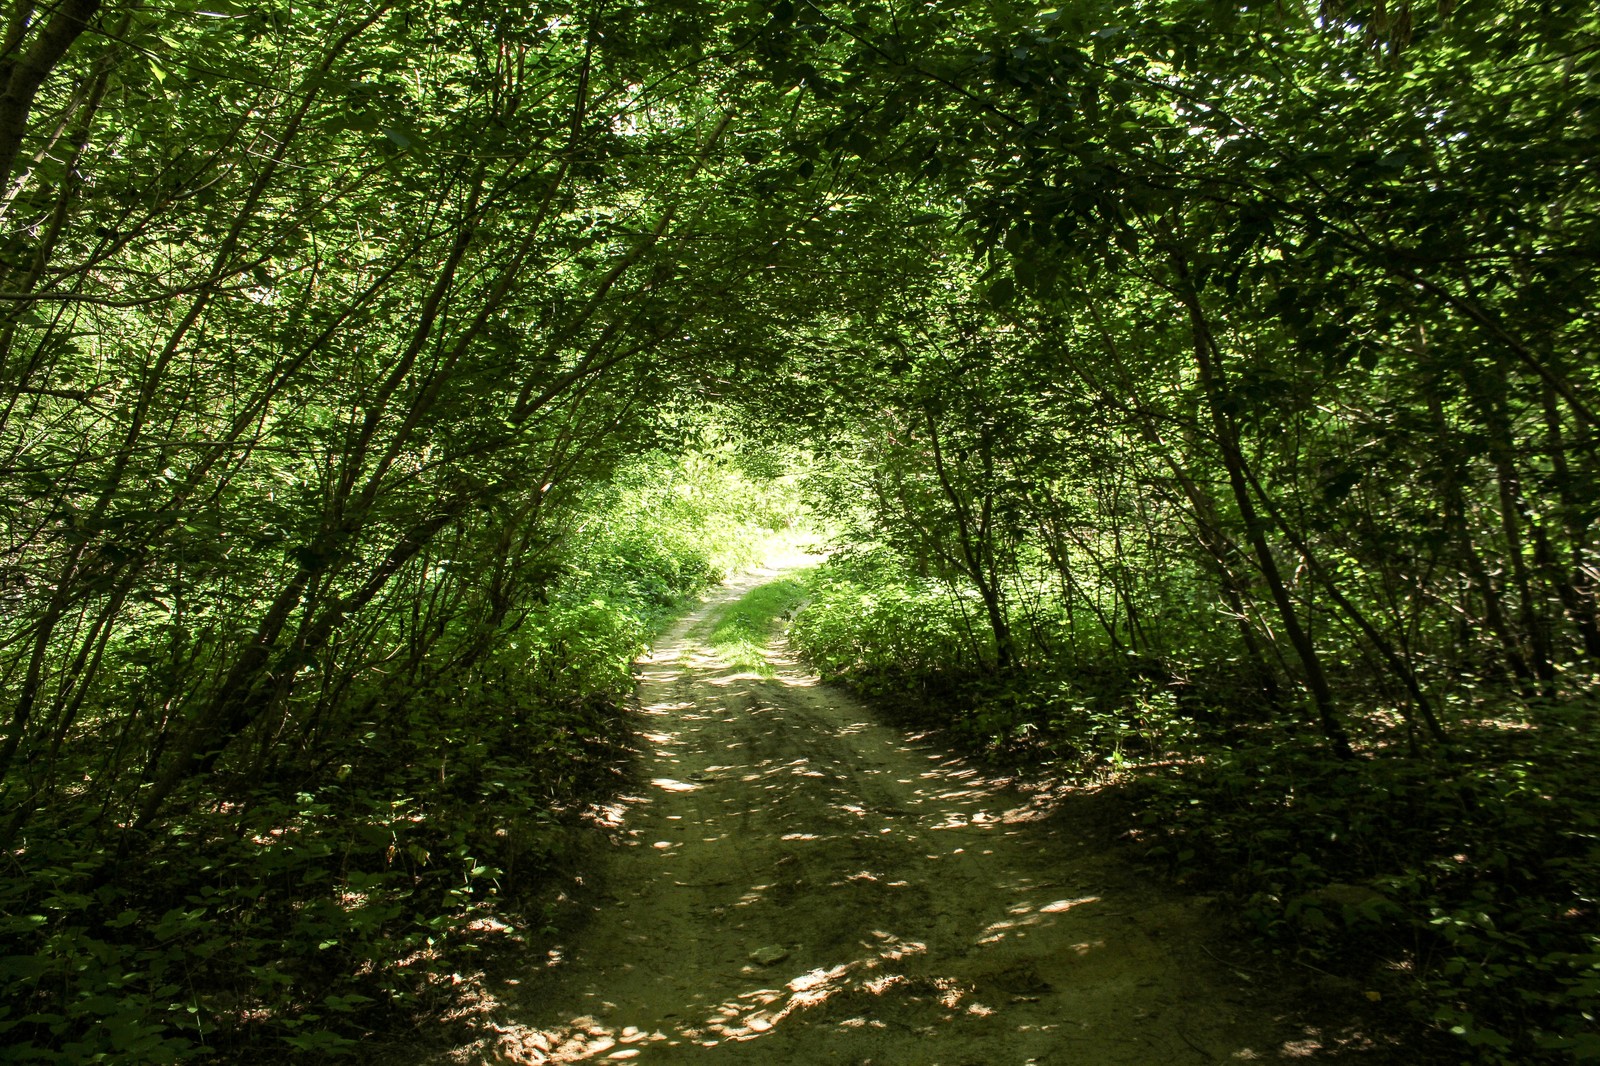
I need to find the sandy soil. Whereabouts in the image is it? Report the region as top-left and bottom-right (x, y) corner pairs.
(466, 558), (1354, 1065)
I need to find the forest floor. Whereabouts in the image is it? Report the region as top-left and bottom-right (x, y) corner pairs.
(432, 556), (1393, 1065)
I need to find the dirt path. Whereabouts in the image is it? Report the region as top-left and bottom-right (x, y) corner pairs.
(476, 560), (1324, 1064)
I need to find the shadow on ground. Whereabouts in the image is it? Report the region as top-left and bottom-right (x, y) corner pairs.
(433, 561), (1401, 1065)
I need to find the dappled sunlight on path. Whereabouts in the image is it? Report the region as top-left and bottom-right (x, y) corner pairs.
(443, 559), (1371, 1065)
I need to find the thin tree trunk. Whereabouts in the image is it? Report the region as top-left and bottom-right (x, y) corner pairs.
(1170, 253), (1352, 757)
(0, 0), (101, 190)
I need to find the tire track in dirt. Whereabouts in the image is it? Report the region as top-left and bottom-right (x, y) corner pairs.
(471, 558), (1351, 1064)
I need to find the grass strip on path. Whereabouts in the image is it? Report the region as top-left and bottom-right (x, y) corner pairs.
(705, 572), (814, 675)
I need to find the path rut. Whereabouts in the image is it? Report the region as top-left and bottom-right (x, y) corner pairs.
(474, 560), (1330, 1064)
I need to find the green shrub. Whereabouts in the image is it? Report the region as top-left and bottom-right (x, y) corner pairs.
(789, 566), (971, 686)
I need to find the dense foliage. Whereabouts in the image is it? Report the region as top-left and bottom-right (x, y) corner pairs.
(767, 0), (1600, 1059)
(1, 442), (797, 1060)
(0, 0), (1594, 1060)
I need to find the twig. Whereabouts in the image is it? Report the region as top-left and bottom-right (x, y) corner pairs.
(1199, 942), (1269, 977)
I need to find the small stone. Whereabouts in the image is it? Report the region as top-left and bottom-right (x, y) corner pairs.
(749, 945), (790, 966)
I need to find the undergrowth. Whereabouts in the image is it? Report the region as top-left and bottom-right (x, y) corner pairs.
(1126, 710), (1600, 1063)
(788, 553), (1600, 1065)
(1, 453), (803, 1064)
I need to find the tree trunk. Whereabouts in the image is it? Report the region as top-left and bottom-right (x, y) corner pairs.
(1171, 253), (1353, 757)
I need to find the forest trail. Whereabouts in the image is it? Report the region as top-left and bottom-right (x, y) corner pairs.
(471, 558), (1327, 1065)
